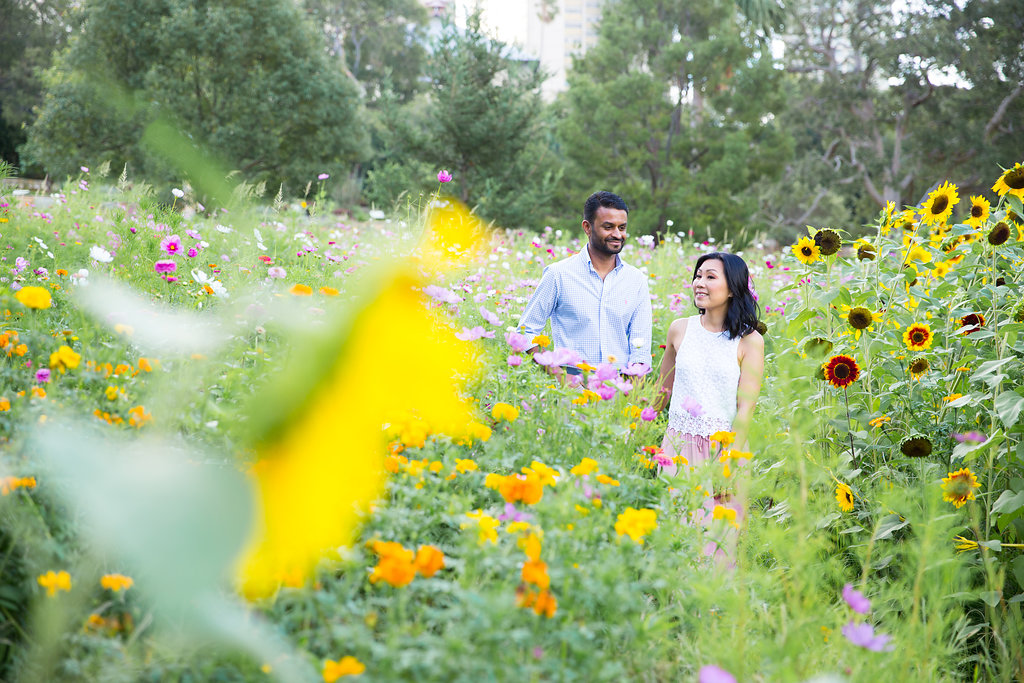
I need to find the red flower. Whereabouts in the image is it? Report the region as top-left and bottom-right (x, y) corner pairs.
(823, 355), (860, 389)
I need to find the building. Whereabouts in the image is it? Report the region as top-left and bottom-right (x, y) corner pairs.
(429, 0), (604, 99)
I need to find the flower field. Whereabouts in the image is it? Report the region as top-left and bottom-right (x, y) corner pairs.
(2, 161), (1024, 682)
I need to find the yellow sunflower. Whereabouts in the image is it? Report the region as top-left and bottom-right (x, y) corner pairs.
(792, 236), (821, 265)
(919, 181), (959, 226)
(941, 468), (980, 509)
(992, 162), (1024, 200)
(964, 195), (990, 228)
(835, 482), (854, 512)
(903, 322), (933, 351)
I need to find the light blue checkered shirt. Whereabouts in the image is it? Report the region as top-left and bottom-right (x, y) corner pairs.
(518, 244), (653, 369)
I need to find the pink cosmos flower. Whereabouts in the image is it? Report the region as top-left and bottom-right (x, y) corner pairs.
(479, 306), (501, 326)
(677, 395), (704, 417)
(437, 169), (453, 183)
(154, 260), (177, 274)
(640, 407), (657, 421)
(160, 234), (182, 255)
(36, 368), (51, 383)
(698, 665), (737, 683)
(841, 621), (893, 651)
(507, 355), (523, 367)
(267, 266), (286, 279)
(595, 363), (618, 381)
(505, 330), (533, 353)
(595, 384), (617, 401)
(318, 173), (330, 180)
(187, 247), (198, 258)
(622, 363), (652, 376)
(534, 348), (582, 367)
(842, 584), (871, 614)
(455, 326), (494, 341)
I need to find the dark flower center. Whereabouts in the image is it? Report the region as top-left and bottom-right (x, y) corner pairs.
(834, 364), (850, 379)
(971, 204), (984, 218)
(912, 331), (925, 343)
(930, 195), (949, 214)
(1006, 168), (1024, 190)
(801, 246), (813, 256)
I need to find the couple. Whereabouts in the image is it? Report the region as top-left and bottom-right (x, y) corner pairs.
(518, 190), (764, 465)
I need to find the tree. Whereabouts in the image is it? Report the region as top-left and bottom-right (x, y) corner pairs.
(0, 0), (78, 170)
(21, 0), (369, 196)
(767, 0), (1024, 231)
(557, 0), (792, 240)
(365, 12), (559, 229)
(303, 0), (429, 104)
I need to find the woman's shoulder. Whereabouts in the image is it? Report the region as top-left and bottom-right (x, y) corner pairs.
(739, 329), (765, 354)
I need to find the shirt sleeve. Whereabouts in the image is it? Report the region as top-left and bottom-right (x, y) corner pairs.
(626, 276), (653, 367)
(517, 266), (560, 340)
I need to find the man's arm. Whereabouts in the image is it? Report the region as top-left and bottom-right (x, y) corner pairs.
(625, 278), (653, 368)
(517, 266), (559, 352)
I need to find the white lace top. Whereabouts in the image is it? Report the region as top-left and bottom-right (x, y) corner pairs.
(667, 315), (742, 437)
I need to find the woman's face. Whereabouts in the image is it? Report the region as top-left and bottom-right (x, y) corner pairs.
(693, 259), (731, 310)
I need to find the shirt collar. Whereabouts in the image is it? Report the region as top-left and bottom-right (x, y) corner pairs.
(582, 243), (623, 272)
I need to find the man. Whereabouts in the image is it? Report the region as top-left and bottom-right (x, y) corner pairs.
(518, 191), (652, 374)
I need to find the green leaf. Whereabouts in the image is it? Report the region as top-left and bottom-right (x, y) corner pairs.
(994, 391), (1024, 429)
(977, 539), (1002, 552)
(1013, 556), (1024, 590)
(979, 590), (1002, 606)
(991, 490), (1024, 515)
(872, 513), (910, 540)
(787, 309), (818, 339)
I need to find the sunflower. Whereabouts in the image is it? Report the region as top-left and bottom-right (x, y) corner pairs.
(932, 261), (952, 278)
(988, 221), (1011, 245)
(823, 354), (860, 389)
(880, 201), (896, 235)
(941, 468), (980, 508)
(804, 337), (833, 358)
(964, 195), (990, 228)
(814, 228), (842, 256)
(920, 181), (959, 225)
(900, 435), (933, 458)
(959, 313), (985, 334)
(847, 306), (873, 330)
(908, 356), (929, 379)
(856, 241), (876, 261)
(835, 482), (854, 512)
(903, 322), (933, 351)
(992, 162), (1024, 200)
(894, 210), (917, 232)
(755, 320), (768, 336)
(792, 236), (821, 265)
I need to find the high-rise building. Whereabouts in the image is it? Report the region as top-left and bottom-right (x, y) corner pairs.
(437, 0), (604, 100)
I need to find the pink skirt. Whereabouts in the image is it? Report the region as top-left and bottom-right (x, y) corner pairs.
(659, 427), (744, 568)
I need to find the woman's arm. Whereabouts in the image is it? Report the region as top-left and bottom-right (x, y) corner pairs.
(733, 331), (765, 451)
(653, 318), (685, 412)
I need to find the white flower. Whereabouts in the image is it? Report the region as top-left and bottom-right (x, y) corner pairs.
(254, 228), (267, 251)
(632, 337), (647, 349)
(191, 268), (229, 298)
(171, 188), (185, 198)
(368, 209), (386, 220)
(89, 245), (113, 263)
(215, 224), (233, 233)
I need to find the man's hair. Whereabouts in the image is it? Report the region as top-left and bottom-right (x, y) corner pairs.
(583, 191), (628, 225)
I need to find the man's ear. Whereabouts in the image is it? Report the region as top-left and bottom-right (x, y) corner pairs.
(582, 220), (591, 237)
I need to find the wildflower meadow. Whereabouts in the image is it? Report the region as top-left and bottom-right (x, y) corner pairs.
(2, 159), (1024, 682)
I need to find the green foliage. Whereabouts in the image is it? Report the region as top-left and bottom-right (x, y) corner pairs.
(557, 0), (792, 241)
(21, 0), (369, 197)
(365, 13), (560, 229)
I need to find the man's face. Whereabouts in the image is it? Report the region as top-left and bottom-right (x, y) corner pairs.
(583, 206), (628, 256)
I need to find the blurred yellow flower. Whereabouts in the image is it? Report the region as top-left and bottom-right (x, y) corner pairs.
(414, 545), (445, 577)
(37, 570), (71, 596)
(322, 656), (365, 681)
(49, 345), (82, 373)
(614, 507), (658, 543)
(712, 505), (740, 529)
(570, 458), (599, 476)
(462, 510), (500, 545)
(236, 273), (479, 598)
(492, 402), (520, 422)
(835, 483), (854, 512)
(15, 286), (52, 310)
(455, 458), (478, 474)
(415, 198), (489, 274)
(100, 573), (134, 592)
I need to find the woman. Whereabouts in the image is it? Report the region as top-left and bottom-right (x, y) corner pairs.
(655, 252), (764, 564)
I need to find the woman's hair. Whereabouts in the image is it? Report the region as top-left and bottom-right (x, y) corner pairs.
(693, 252), (760, 339)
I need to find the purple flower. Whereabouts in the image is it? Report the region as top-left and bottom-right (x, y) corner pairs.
(35, 368), (51, 383)
(505, 330), (533, 353)
(186, 247), (198, 258)
(154, 260), (177, 274)
(747, 275), (759, 302)
(318, 173), (330, 180)
(267, 266), (286, 279)
(535, 348), (582, 368)
(424, 285), (463, 304)
(842, 584), (871, 614)
(678, 395), (705, 417)
(507, 355), (523, 367)
(479, 306), (501, 326)
(160, 234), (182, 255)
(640, 407), (657, 421)
(497, 502), (532, 522)
(437, 169), (453, 183)
(622, 362), (652, 376)
(595, 363), (618, 381)
(595, 384), (617, 401)
(841, 620), (893, 651)
(455, 326), (494, 341)
(953, 431), (987, 444)
(698, 665), (737, 683)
